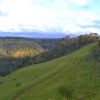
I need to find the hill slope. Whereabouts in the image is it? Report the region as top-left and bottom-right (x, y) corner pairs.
(0, 37), (44, 76)
(0, 37), (44, 57)
(0, 42), (100, 100)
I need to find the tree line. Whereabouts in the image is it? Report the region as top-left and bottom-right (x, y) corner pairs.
(33, 33), (99, 63)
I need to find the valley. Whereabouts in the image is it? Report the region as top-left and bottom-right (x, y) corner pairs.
(0, 41), (100, 100)
(0, 37), (61, 76)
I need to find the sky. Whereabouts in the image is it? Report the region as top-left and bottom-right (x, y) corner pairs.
(0, 0), (100, 38)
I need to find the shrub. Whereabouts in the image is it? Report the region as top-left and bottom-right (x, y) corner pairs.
(16, 82), (21, 87)
(58, 84), (75, 99)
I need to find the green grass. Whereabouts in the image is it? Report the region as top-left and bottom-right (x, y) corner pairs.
(0, 42), (100, 100)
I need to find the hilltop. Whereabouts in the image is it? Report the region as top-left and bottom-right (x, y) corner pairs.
(0, 42), (100, 100)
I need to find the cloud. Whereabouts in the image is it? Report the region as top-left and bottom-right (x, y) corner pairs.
(69, 0), (88, 6)
(0, 0), (100, 37)
(62, 23), (100, 35)
(0, 0), (58, 32)
(0, 10), (8, 17)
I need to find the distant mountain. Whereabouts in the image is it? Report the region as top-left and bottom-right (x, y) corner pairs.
(0, 31), (67, 38)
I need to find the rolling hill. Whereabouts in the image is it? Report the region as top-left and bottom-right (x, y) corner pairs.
(0, 37), (44, 57)
(0, 42), (100, 100)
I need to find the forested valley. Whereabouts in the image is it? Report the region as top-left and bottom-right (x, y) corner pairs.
(0, 33), (99, 76)
(0, 37), (61, 76)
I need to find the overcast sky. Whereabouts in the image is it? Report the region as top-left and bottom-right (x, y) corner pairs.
(0, 0), (100, 37)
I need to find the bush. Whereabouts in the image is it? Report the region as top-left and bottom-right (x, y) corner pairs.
(58, 84), (75, 99)
(16, 82), (21, 87)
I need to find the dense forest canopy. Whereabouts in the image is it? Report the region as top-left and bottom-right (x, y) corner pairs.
(31, 38), (62, 50)
(0, 37), (44, 56)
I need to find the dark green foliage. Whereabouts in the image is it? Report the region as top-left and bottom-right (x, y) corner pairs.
(16, 56), (34, 69)
(0, 56), (36, 76)
(16, 82), (21, 87)
(0, 57), (17, 76)
(98, 40), (100, 47)
(34, 75), (38, 79)
(58, 84), (74, 99)
(31, 38), (62, 50)
(86, 41), (100, 62)
(13, 78), (16, 81)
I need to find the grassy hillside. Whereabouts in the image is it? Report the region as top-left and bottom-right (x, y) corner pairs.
(0, 42), (100, 100)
